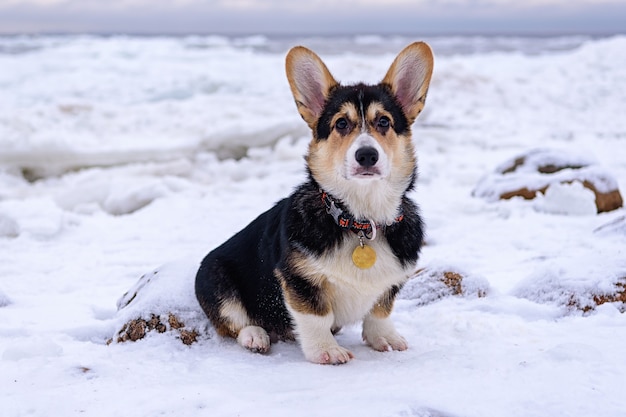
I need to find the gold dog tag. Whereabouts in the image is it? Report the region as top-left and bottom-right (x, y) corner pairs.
(352, 244), (376, 269)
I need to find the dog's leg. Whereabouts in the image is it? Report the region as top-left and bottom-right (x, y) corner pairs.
(362, 314), (407, 352)
(290, 309), (354, 364)
(362, 287), (407, 352)
(277, 266), (353, 364)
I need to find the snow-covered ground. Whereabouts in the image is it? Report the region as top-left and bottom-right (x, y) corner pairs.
(1, 34), (625, 417)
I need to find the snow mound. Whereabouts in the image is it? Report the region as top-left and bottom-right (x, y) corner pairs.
(399, 265), (489, 306)
(50, 163), (190, 215)
(112, 258), (208, 345)
(513, 266), (626, 314)
(473, 148), (623, 213)
(495, 148), (598, 175)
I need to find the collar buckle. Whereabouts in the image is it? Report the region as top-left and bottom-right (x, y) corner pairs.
(323, 195), (343, 225)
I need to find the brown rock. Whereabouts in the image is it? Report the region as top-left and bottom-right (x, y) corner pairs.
(120, 318), (147, 342)
(581, 181), (624, 214)
(568, 278), (626, 313)
(179, 329), (199, 345)
(441, 271), (464, 296)
(168, 313), (184, 329)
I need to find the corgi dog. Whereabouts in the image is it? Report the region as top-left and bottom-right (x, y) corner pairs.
(195, 42), (433, 364)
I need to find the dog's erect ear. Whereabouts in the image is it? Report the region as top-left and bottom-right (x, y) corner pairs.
(286, 46), (338, 129)
(382, 42), (434, 124)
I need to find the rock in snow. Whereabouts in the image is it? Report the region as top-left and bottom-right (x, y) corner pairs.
(473, 148), (623, 213)
(112, 258), (207, 345)
(399, 266), (489, 306)
(514, 271), (626, 314)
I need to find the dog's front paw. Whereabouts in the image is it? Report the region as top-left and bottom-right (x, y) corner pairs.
(305, 344), (354, 365)
(237, 326), (271, 353)
(362, 316), (408, 352)
(364, 332), (408, 352)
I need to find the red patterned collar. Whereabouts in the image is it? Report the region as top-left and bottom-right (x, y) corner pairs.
(320, 190), (404, 237)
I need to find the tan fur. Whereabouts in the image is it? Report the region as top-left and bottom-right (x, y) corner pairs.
(217, 298), (251, 337)
(275, 257), (333, 317)
(370, 290), (397, 319)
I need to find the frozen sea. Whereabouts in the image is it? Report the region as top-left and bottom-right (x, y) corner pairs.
(1, 33), (625, 417)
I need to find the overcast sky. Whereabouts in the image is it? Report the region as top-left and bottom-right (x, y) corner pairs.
(0, 0), (624, 35)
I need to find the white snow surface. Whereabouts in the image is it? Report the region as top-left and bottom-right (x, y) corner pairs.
(1, 34), (626, 417)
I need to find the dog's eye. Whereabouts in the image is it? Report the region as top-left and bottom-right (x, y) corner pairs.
(335, 118), (349, 132)
(378, 116), (390, 128)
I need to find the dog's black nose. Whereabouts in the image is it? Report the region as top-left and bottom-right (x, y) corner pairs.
(355, 147), (379, 167)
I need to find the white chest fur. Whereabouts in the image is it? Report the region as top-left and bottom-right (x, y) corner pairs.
(310, 234), (414, 327)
